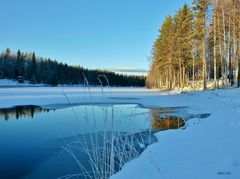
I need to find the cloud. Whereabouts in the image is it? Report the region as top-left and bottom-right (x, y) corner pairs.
(108, 68), (148, 73)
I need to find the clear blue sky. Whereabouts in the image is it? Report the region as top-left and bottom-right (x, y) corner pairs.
(0, 0), (192, 73)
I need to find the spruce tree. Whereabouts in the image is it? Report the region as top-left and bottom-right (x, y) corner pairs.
(30, 52), (37, 83)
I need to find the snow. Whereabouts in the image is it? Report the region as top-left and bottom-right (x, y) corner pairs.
(0, 87), (161, 108)
(111, 88), (240, 179)
(0, 79), (46, 87)
(0, 86), (240, 178)
(0, 79), (22, 86)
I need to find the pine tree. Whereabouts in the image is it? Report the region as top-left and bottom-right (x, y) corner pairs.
(30, 52), (37, 83)
(147, 0), (240, 90)
(4, 48), (11, 59)
(174, 4), (194, 89)
(193, 0), (210, 90)
(158, 16), (175, 90)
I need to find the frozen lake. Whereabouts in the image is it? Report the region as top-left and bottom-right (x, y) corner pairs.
(0, 104), (161, 178)
(0, 103), (193, 179)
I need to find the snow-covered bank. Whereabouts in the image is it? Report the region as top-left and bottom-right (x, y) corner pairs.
(0, 79), (47, 87)
(110, 88), (240, 179)
(0, 79), (28, 87)
(1, 86), (240, 178)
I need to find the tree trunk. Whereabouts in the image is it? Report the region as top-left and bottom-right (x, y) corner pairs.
(192, 52), (195, 83)
(222, 0), (227, 86)
(178, 54), (183, 90)
(228, 15), (234, 86)
(238, 59), (240, 87)
(238, 31), (240, 87)
(217, 10), (224, 87)
(202, 39), (207, 90)
(213, 8), (217, 88)
(183, 66), (185, 88)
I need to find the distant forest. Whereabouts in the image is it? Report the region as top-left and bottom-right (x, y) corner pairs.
(147, 0), (240, 90)
(0, 48), (145, 86)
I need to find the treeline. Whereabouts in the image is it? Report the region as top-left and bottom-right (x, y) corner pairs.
(147, 0), (240, 90)
(0, 48), (145, 86)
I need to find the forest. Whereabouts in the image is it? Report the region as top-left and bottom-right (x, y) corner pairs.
(0, 48), (145, 86)
(147, 0), (240, 90)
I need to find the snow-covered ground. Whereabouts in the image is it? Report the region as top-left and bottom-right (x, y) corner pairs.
(0, 79), (47, 87)
(0, 86), (163, 108)
(111, 88), (240, 179)
(0, 86), (240, 179)
(0, 79), (24, 86)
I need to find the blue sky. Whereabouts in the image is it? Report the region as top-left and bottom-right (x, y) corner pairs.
(0, 0), (192, 73)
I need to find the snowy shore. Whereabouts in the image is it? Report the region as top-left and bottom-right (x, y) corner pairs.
(111, 88), (240, 179)
(1, 86), (240, 179)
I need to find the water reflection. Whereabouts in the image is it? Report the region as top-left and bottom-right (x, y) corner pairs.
(0, 105), (209, 132)
(0, 105), (185, 130)
(151, 109), (185, 130)
(150, 108), (211, 131)
(0, 104), (210, 179)
(0, 104), (156, 179)
(0, 105), (51, 120)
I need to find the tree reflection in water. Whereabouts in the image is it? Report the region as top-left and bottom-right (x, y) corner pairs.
(151, 109), (185, 130)
(0, 105), (51, 120)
